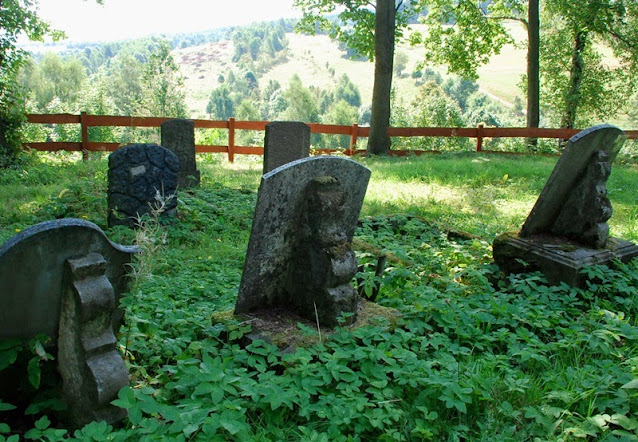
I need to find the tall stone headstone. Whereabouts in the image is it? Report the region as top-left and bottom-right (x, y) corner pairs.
(108, 143), (178, 228)
(161, 119), (200, 188)
(493, 124), (638, 285)
(263, 121), (311, 174)
(0, 218), (137, 426)
(235, 156), (371, 326)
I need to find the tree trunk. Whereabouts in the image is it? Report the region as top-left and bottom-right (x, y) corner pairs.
(561, 30), (588, 129)
(367, 0), (395, 155)
(526, 0), (540, 147)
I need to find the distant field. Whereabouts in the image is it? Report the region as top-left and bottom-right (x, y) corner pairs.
(174, 24), (529, 119)
(174, 22), (634, 129)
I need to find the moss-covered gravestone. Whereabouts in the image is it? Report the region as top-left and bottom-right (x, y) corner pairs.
(493, 124), (638, 285)
(235, 156), (370, 327)
(0, 219), (137, 427)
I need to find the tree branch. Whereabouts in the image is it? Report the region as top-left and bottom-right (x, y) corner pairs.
(486, 15), (528, 29)
(607, 28), (634, 50)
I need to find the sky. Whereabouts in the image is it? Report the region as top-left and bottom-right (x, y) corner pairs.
(34, 0), (301, 43)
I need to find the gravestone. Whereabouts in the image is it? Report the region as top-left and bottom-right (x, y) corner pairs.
(161, 119), (200, 188)
(493, 124), (638, 285)
(108, 143), (178, 228)
(263, 121), (311, 174)
(235, 156), (371, 326)
(0, 218), (137, 426)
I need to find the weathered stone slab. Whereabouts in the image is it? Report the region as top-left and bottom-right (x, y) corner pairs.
(520, 124), (625, 240)
(0, 218), (137, 340)
(161, 119), (200, 188)
(493, 232), (638, 286)
(108, 143), (178, 228)
(493, 124), (638, 286)
(263, 121), (310, 174)
(235, 156), (370, 325)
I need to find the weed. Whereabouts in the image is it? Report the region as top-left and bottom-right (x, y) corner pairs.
(1, 153), (637, 440)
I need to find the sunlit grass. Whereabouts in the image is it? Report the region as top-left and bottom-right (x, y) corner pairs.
(1, 150), (636, 244)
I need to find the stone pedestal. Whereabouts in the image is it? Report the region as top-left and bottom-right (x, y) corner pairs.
(493, 232), (638, 286)
(493, 124), (637, 286)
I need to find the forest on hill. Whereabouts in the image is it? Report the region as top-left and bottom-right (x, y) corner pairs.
(15, 18), (529, 152)
(4, 1), (638, 159)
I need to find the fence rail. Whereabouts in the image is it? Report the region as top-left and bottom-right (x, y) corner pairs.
(24, 112), (638, 161)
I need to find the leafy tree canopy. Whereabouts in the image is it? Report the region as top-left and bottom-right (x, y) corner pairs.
(294, 0), (423, 61)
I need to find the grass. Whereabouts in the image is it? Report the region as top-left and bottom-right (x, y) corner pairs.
(1, 150), (638, 440)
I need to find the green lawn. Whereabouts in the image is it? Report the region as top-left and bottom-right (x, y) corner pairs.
(1, 151), (638, 440)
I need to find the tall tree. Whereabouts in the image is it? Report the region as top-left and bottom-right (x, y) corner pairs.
(294, 0), (423, 155)
(413, 0), (534, 124)
(281, 74), (319, 122)
(1, 0), (57, 165)
(417, 0), (638, 130)
(0, 0), (102, 166)
(542, 0), (638, 128)
(527, 0), (540, 135)
(140, 40), (187, 118)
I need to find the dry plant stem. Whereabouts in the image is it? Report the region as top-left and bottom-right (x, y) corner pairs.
(313, 302), (322, 343)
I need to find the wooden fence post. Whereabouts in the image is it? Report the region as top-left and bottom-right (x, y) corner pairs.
(476, 123), (484, 152)
(228, 117), (235, 163)
(80, 112), (89, 161)
(349, 123), (359, 156)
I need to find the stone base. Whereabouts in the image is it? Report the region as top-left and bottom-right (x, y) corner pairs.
(212, 298), (400, 354)
(493, 232), (638, 286)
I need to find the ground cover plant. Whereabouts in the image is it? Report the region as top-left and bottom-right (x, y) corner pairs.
(1, 151), (638, 440)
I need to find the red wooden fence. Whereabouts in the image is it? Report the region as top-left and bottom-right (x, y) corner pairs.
(24, 112), (638, 162)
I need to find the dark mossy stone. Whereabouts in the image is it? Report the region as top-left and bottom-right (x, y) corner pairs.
(493, 232), (638, 286)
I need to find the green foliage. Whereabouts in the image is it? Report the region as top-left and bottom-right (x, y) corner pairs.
(415, 0), (638, 128)
(140, 40), (187, 118)
(334, 74), (361, 108)
(540, 0), (638, 127)
(415, 0), (519, 80)
(0, 0), (61, 167)
(294, 0), (423, 61)
(230, 21), (291, 71)
(1, 154), (638, 439)
(282, 74), (320, 122)
(207, 84), (234, 119)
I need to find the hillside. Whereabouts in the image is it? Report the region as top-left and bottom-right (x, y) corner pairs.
(174, 24), (527, 119)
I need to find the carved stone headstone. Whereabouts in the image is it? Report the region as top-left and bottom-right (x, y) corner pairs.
(263, 121), (311, 174)
(493, 124), (638, 285)
(108, 143), (178, 228)
(235, 156), (370, 326)
(161, 119), (200, 188)
(0, 219), (137, 426)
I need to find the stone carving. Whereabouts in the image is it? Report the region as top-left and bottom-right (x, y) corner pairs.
(0, 219), (137, 425)
(108, 143), (178, 228)
(263, 121), (311, 174)
(58, 253), (129, 426)
(161, 119), (200, 188)
(235, 156), (370, 326)
(493, 124), (638, 285)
